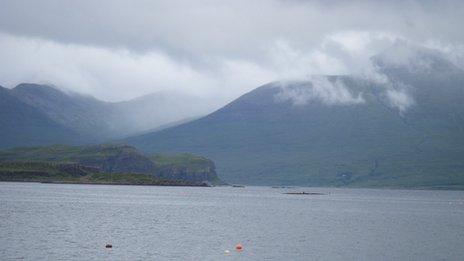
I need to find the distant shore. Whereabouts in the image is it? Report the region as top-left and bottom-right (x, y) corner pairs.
(0, 180), (212, 187)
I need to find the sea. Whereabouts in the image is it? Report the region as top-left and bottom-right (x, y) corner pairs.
(0, 182), (463, 260)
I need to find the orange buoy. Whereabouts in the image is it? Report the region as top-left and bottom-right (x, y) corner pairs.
(235, 244), (243, 251)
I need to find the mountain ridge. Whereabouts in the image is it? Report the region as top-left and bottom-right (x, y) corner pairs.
(0, 85), (87, 149)
(125, 45), (464, 188)
(0, 83), (218, 148)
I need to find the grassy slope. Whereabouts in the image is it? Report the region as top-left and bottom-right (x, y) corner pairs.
(0, 144), (158, 174)
(126, 73), (464, 189)
(0, 144), (220, 185)
(0, 86), (86, 149)
(0, 161), (207, 186)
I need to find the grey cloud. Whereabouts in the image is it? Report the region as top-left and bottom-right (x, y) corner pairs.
(275, 76), (365, 106)
(0, 33), (273, 102)
(0, 0), (463, 103)
(385, 87), (415, 114)
(1, 0), (464, 60)
(354, 52), (417, 113)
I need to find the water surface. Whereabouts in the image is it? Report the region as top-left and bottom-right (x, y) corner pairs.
(1, 182), (463, 260)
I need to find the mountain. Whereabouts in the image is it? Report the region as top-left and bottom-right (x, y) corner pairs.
(115, 90), (221, 136)
(0, 86), (85, 149)
(10, 83), (118, 139)
(8, 84), (218, 140)
(126, 44), (464, 188)
(0, 82), (218, 149)
(0, 144), (222, 185)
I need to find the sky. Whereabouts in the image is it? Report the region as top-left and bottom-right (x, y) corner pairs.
(0, 0), (463, 102)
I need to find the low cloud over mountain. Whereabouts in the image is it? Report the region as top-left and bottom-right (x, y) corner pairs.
(1, 1), (464, 104)
(126, 44), (464, 187)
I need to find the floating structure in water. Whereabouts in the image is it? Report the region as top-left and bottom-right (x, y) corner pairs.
(283, 192), (325, 195)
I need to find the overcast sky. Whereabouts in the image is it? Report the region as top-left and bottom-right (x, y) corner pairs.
(0, 0), (463, 102)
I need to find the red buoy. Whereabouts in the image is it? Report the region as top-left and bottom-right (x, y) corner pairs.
(235, 244), (243, 251)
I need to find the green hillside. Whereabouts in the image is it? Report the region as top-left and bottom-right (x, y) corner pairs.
(8, 83), (215, 141)
(0, 86), (86, 149)
(126, 45), (464, 189)
(0, 144), (222, 185)
(0, 161), (199, 186)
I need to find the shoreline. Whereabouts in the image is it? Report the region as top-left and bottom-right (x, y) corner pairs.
(1, 180), (463, 191)
(0, 180), (212, 187)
